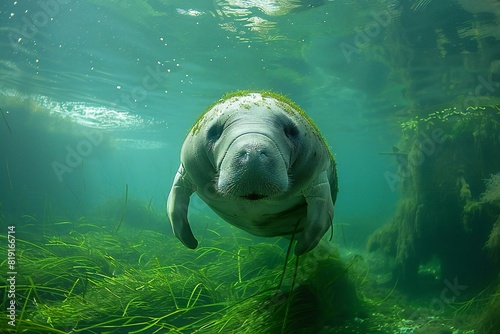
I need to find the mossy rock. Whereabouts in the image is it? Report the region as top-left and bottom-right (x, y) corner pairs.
(370, 104), (500, 288)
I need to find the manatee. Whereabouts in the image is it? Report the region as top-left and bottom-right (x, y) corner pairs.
(167, 91), (338, 255)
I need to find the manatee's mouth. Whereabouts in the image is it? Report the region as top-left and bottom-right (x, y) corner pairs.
(241, 193), (268, 201)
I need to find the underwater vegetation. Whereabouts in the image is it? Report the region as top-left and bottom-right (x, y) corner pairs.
(369, 104), (500, 286)
(481, 173), (500, 205)
(368, 104), (500, 332)
(1, 205), (485, 333)
(481, 173), (500, 262)
(1, 196), (491, 334)
(476, 277), (500, 334)
(89, 195), (165, 234)
(1, 207), (367, 334)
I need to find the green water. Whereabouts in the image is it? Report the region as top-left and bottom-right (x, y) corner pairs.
(1, 0), (499, 333)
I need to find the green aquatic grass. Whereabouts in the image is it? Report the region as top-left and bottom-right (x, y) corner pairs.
(0, 212), (363, 334)
(115, 183), (129, 233)
(2, 207), (484, 333)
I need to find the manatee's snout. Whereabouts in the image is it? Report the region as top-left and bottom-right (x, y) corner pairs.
(235, 144), (270, 169)
(217, 134), (289, 200)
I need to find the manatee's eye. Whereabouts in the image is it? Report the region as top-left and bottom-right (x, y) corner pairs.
(284, 123), (299, 142)
(207, 123), (223, 149)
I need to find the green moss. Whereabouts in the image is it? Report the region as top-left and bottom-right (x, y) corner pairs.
(367, 222), (398, 256)
(190, 90), (256, 136)
(371, 102), (500, 288)
(400, 104), (500, 135)
(190, 90), (321, 137)
(485, 218), (500, 260)
(188, 91), (334, 164)
(481, 173), (500, 204)
(477, 279), (500, 333)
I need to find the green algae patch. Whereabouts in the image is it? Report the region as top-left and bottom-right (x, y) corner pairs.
(190, 90), (320, 137)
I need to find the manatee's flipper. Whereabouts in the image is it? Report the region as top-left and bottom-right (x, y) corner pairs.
(296, 171), (334, 255)
(167, 164), (198, 249)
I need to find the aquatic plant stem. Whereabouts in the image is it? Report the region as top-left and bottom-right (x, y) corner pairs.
(281, 255), (300, 334)
(0, 107), (12, 135)
(81, 160), (86, 213)
(5, 158), (13, 191)
(277, 219), (301, 291)
(155, 257), (179, 309)
(116, 183), (129, 233)
(237, 248), (243, 284)
(16, 287), (32, 334)
(186, 283), (203, 308)
(275, 219), (302, 333)
(122, 296), (140, 317)
(64, 277), (81, 302)
(27, 276), (43, 305)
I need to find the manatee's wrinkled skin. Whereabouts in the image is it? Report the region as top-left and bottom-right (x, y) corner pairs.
(167, 92), (337, 255)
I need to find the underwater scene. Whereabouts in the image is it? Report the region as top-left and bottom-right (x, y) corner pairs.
(1, 0), (500, 333)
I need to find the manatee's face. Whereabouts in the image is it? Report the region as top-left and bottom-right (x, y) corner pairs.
(204, 96), (301, 201)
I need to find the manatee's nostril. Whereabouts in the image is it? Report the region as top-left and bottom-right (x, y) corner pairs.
(237, 150), (251, 162)
(237, 145), (269, 161)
